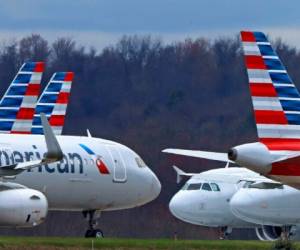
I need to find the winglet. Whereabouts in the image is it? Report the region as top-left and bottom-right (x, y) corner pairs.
(172, 165), (195, 184)
(41, 113), (63, 161)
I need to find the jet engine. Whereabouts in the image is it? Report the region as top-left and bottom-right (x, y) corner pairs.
(228, 142), (273, 175)
(0, 188), (48, 227)
(255, 226), (293, 241)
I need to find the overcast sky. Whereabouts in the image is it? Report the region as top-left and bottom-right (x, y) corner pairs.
(0, 0), (299, 50)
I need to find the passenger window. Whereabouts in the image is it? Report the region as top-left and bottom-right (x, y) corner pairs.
(187, 183), (202, 190)
(202, 183), (212, 191)
(210, 183), (220, 191)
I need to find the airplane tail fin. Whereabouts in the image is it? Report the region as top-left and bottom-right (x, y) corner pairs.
(241, 31), (300, 150)
(32, 72), (74, 135)
(0, 62), (44, 134)
(172, 165), (195, 183)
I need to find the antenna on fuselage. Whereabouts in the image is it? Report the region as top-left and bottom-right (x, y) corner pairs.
(225, 162), (230, 168)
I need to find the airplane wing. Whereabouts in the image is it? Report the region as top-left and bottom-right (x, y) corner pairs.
(162, 148), (233, 163)
(0, 113), (63, 174)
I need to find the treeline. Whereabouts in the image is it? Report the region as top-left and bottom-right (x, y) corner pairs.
(0, 34), (299, 239)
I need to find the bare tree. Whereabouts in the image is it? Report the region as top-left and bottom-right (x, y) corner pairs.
(19, 34), (50, 63)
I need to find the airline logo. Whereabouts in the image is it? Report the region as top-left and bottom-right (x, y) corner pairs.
(79, 144), (110, 174)
(32, 72), (74, 135)
(241, 31), (300, 151)
(0, 62), (44, 134)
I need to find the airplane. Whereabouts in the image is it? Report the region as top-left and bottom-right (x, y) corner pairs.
(230, 179), (300, 229)
(163, 31), (300, 189)
(0, 63), (161, 238)
(169, 165), (299, 240)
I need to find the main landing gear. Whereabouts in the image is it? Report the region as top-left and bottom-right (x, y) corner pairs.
(83, 210), (104, 238)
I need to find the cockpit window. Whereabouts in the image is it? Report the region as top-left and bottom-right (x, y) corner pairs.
(243, 181), (255, 188)
(186, 183), (202, 190)
(135, 157), (147, 168)
(210, 183), (220, 191)
(248, 182), (284, 189)
(202, 183), (212, 191)
(181, 183), (188, 190)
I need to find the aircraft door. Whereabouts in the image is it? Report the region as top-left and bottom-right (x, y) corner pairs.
(106, 145), (127, 183)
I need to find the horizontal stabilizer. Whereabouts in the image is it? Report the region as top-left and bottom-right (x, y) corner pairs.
(271, 153), (300, 165)
(172, 165), (196, 183)
(163, 148), (232, 163)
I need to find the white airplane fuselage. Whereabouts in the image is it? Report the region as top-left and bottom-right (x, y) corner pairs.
(0, 134), (161, 211)
(231, 183), (300, 226)
(169, 168), (257, 228)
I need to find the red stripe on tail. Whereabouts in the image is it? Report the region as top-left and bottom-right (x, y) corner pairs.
(49, 115), (65, 126)
(261, 138), (300, 151)
(255, 110), (288, 124)
(241, 31), (256, 42)
(245, 55), (266, 69)
(64, 72), (74, 81)
(16, 108), (35, 119)
(25, 84), (40, 96)
(270, 162), (300, 176)
(56, 92), (69, 104)
(34, 62), (44, 72)
(10, 131), (31, 134)
(250, 83), (278, 97)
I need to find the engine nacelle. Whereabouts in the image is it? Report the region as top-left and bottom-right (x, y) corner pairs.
(228, 142), (273, 175)
(0, 188), (48, 227)
(255, 225), (295, 241)
(262, 225), (283, 241)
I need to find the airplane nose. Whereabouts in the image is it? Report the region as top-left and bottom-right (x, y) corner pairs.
(169, 193), (186, 220)
(230, 190), (259, 224)
(230, 191), (249, 215)
(144, 168), (161, 202)
(150, 170), (161, 200)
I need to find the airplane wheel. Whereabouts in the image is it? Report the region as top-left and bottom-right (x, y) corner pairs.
(95, 229), (104, 238)
(85, 229), (104, 238)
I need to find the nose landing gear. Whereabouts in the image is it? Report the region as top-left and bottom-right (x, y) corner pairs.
(83, 210), (104, 238)
(219, 226), (232, 240)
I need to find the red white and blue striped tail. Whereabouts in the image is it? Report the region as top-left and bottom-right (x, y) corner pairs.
(32, 72), (74, 135)
(0, 62), (44, 134)
(241, 31), (300, 151)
